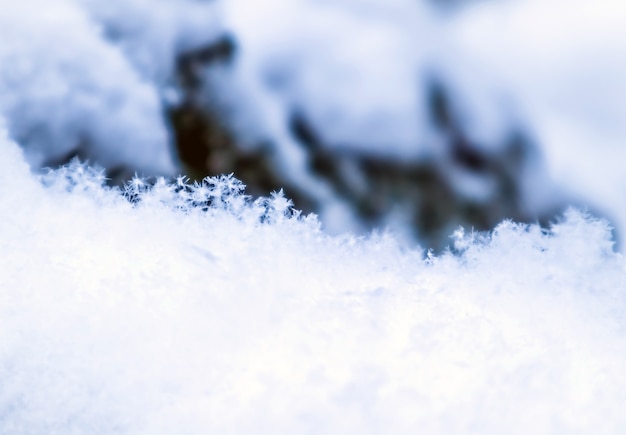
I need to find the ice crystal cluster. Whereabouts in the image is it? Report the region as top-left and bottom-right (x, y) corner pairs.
(2, 0), (626, 240)
(2, 0), (626, 433)
(2, 129), (626, 433)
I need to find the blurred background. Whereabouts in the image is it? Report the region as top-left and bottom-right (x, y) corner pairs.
(5, 0), (626, 250)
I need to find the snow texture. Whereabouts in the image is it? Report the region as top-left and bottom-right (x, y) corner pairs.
(2, 128), (626, 433)
(2, 2), (626, 431)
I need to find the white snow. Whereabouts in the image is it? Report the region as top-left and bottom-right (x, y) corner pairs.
(2, 0), (625, 239)
(76, 0), (223, 85)
(447, 0), (626, 242)
(220, 0), (438, 157)
(0, 0), (174, 175)
(0, 0), (222, 177)
(2, 1), (626, 431)
(219, 0), (626, 242)
(2, 125), (626, 433)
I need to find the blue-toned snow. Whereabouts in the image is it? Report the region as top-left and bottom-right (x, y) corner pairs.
(2, 0), (626, 239)
(2, 130), (626, 433)
(2, 0), (626, 432)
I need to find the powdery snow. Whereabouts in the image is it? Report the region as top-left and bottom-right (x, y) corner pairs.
(2, 1), (626, 431)
(1, 129), (626, 433)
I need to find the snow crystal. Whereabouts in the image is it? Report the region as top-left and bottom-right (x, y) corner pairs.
(2, 1), (626, 431)
(2, 0), (625, 246)
(1, 128), (626, 434)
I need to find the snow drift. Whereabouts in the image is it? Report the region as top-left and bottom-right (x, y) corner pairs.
(2, 1), (626, 432)
(1, 128), (626, 434)
(216, 0), (626, 243)
(0, 0), (224, 179)
(3, 0), (626, 247)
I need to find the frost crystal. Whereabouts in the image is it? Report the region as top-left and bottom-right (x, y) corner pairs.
(3, 141), (626, 434)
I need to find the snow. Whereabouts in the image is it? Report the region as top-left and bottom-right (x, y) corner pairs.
(2, 126), (626, 433)
(2, 1), (626, 432)
(76, 0), (223, 85)
(220, 0), (438, 157)
(2, 0), (625, 239)
(219, 0), (626, 242)
(0, 0), (173, 176)
(447, 0), (626, 242)
(0, 0), (223, 178)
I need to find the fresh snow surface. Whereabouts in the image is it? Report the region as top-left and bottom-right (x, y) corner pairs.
(2, 129), (626, 433)
(2, 2), (626, 431)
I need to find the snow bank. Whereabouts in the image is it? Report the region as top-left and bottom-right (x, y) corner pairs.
(76, 0), (223, 85)
(1, 2), (626, 430)
(219, 0), (626, 242)
(448, 0), (626, 243)
(220, 0), (440, 157)
(0, 0), (222, 178)
(0, 0), (175, 176)
(2, 0), (624, 245)
(2, 128), (626, 434)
